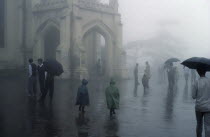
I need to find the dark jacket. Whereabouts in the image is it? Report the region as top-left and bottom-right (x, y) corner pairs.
(37, 65), (46, 81)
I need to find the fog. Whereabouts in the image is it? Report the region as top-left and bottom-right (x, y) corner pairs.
(119, 0), (210, 58)
(2, 1), (210, 137)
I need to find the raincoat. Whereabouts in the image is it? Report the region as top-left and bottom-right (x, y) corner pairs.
(105, 82), (120, 109)
(76, 79), (90, 106)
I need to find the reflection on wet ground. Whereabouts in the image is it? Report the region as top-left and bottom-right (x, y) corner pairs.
(0, 75), (196, 137)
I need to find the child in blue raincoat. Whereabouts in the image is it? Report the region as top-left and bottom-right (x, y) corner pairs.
(76, 79), (90, 112)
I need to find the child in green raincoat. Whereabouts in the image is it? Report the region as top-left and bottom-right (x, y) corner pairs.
(105, 79), (120, 116)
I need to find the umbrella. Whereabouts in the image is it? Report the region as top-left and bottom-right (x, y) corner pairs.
(181, 57), (210, 71)
(165, 58), (180, 65)
(44, 59), (64, 76)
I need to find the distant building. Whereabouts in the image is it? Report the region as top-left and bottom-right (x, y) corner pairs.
(0, 0), (125, 79)
(125, 30), (185, 77)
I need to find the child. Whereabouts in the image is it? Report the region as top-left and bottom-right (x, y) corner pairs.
(76, 79), (90, 112)
(105, 79), (120, 117)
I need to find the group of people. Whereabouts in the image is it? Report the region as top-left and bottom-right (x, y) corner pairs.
(134, 60), (210, 137)
(183, 67), (197, 85)
(28, 56), (210, 136)
(134, 61), (151, 90)
(28, 57), (120, 117)
(166, 63), (178, 90)
(76, 78), (120, 117)
(165, 62), (210, 137)
(28, 58), (54, 103)
(166, 63), (197, 90)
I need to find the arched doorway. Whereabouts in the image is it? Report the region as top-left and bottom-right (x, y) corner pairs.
(44, 26), (60, 60)
(82, 29), (108, 77)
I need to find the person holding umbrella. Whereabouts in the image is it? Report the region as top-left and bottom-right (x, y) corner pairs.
(39, 59), (64, 103)
(167, 63), (176, 90)
(165, 58), (180, 90)
(182, 57), (210, 137)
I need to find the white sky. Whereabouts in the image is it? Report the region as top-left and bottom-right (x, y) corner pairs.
(119, 0), (210, 57)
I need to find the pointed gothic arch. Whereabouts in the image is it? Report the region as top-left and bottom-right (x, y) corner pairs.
(33, 19), (61, 60)
(80, 21), (115, 77)
(82, 20), (115, 42)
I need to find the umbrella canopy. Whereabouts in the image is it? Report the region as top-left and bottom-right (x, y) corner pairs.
(181, 57), (210, 71)
(165, 58), (180, 65)
(44, 59), (64, 76)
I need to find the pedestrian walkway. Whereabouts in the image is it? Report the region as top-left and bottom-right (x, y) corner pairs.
(0, 77), (196, 137)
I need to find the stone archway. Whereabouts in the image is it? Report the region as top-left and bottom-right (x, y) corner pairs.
(43, 26), (60, 60)
(33, 20), (61, 61)
(81, 24), (114, 77)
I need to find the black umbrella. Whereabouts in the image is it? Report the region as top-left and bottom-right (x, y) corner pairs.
(165, 58), (180, 65)
(181, 57), (210, 71)
(44, 59), (64, 76)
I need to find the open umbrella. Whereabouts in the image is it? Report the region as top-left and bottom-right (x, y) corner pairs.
(181, 57), (210, 71)
(165, 58), (180, 65)
(44, 59), (64, 76)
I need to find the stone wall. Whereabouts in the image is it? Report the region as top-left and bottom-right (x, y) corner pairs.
(0, 0), (24, 69)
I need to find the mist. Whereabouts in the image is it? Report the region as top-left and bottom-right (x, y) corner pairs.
(2, 1), (210, 137)
(119, 0), (210, 58)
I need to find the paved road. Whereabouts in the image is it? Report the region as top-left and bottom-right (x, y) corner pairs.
(0, 75), (196, 137)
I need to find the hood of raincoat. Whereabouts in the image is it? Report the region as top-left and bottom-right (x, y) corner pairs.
(82, 79), (88, 85)
(110, 79), (116, 85)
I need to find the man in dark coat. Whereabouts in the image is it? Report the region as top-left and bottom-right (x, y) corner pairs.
(28, 58), (37, 97)
(37, 58), (46, 100)
(39, 61), (55, 103)
(76, 79), (90, 112)
(39, 72), (54, 103)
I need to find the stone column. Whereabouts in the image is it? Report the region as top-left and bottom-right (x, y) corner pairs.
(106, 37), (113, 78)
(57, 9), (71, 79)
(71, 4), (89, 80)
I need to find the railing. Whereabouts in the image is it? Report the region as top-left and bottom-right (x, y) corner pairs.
(78, 0), (115, 13)
(33, 0), (68, 12)
(98, 0), (110, 5)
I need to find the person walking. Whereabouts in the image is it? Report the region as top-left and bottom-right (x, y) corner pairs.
(142, 73), (149, 90)
(192, 68), (210, 137)
(76, 79), (90, 113)
(39, 66), (54, 103)
(105, 79), (120, 117)
(145, 62), (151, 79)
(144, 61), (151, 87)
(37, 59), (46, 100)
(28, 58), (37, 97)
(167, 63), (176, 90)
(134, 63), (139, 86)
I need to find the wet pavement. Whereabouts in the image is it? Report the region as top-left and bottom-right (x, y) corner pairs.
(0, 74), (197, 137)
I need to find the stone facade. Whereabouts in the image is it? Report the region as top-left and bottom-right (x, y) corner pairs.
(0, 0), (124, 79)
